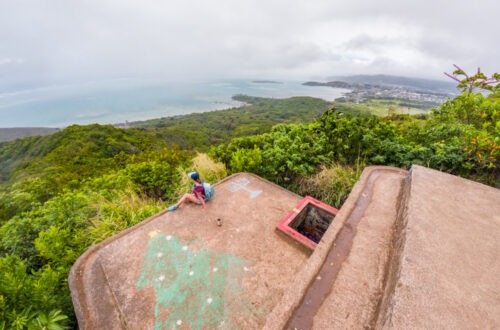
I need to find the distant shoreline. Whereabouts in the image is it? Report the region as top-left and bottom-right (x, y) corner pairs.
(251, 80), (283, 84)
(1, 75), (455, 137)
(0, 80), (342, 129)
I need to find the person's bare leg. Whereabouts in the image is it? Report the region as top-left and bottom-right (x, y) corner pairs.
(176, 193), (199, 207)
(167, 193), (200, 211)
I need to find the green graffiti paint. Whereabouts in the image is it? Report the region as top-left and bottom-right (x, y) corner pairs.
(136, 233), (254, 329)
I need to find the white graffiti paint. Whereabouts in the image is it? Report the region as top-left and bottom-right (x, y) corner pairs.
(227, 177), (262, 199)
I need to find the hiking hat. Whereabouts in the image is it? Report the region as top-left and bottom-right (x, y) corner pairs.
(188, 171), (199, 180)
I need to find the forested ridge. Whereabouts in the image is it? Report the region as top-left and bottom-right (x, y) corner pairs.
(0, 69), (498, 328)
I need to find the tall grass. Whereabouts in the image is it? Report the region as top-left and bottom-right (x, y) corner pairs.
(88, 189), (165, 244)
(294, 163), (362, 209)
(89, 153), (227, 241)
(190, 153), (228, 183)
(172, 153), (228, 199)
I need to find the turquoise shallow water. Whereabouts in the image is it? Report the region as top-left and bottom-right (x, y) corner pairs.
(0, 79), (347, 128)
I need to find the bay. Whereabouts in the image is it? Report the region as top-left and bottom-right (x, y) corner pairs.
(0, 79), (347, 128)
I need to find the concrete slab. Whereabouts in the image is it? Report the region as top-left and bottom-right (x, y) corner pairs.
(69, 173), (312, 329)
(265, 165), (500, 329)
(377, 165), (500, 329)
(263, 166), (408, 329)
(70, 165), (500, 329)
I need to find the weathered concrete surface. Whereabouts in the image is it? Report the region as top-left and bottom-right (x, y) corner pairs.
(71, 166), (500, 329)
(377, 165), (500, 329)
(310, 167), (407, 329)
(69, 173), (311, 329)
(265, 165), (500, 329)
(263, 166), (407, 329)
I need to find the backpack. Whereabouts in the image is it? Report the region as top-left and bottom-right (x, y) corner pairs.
(202, 180), (215, 200)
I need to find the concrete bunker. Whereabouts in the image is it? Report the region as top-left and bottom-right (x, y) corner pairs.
(69, 167), (500, 329)
(276, 196), (339, 250)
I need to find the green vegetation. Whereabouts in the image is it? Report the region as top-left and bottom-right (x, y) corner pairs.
(128, 95), (333, 149)
(0, 127), (60, 143)
(210, 69), (499, 189)
(334, 98), (435, 116)
(0, 68), (498, 328)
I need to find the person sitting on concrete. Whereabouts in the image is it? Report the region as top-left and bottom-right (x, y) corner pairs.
(167, 171), (214, 211)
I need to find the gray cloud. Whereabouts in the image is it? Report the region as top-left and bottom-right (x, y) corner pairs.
(0, 0), (498, 91)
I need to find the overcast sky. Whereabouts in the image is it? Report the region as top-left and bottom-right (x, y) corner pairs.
(0, 0), (498, 91)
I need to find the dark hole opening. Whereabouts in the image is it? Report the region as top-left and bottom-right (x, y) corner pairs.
(288, 203), (336, 243)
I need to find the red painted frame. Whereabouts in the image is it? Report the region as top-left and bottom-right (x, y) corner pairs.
(276, 196), (339, 250)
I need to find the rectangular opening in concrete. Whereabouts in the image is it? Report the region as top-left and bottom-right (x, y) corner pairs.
(276, 196), (339, 250)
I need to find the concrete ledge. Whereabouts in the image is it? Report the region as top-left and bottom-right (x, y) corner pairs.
(310, 167), (407, 329)
(263, 166), (407, 329)
(373, 166), (412, 328)
(266, 165), (500, 329)
(69, 208), (170, 329)
(378, 165), (500, 329)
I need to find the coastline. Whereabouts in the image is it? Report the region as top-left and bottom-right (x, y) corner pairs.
(0, 81), (346, 128)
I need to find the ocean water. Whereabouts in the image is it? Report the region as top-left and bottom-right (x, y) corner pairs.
(0, 79), (347, 128)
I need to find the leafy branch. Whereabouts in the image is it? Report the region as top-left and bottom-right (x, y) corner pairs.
(444, 64), (500, 93)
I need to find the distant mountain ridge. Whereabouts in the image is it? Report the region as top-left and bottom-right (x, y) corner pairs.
(326, 74), (457, 93)
(303, 74), (458, 105)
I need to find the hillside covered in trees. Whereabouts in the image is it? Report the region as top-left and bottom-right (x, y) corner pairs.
(0, 69), (498, 328)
